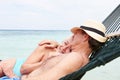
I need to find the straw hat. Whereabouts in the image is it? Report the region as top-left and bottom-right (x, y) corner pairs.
(71, 20), (107, 43)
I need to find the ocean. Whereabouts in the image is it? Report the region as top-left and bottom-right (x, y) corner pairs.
(0, 30), (71, 59)
(0, 30), (120, 80)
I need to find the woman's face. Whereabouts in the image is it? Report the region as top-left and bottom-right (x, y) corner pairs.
(70, 29), (86, 46)
(58, 29), (87, 53)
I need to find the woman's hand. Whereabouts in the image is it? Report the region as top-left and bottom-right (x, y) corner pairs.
(39, 40), (60, 49)
(58, 39), (71, 53)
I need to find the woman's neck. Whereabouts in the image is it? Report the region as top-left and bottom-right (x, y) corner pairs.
(71, 43), (92, 57)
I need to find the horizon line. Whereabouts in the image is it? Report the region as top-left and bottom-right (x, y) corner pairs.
(0, 29), (69, 31)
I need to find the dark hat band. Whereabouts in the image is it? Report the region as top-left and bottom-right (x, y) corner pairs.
(80, 26), (105, 37)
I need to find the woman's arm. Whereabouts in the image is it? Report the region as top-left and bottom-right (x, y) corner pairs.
(20, 61), (43, 75)
(21, 40), (59, 75)
(0, 58), (17, 78)
(20, 45), (45, 75)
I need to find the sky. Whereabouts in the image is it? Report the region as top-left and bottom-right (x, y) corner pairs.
(0, 0), (119, 30)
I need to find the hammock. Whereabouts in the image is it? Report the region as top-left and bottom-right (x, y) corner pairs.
(59, 4), (120, 80)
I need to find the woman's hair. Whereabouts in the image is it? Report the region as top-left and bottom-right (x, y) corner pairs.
(0, 60), (2, 62)
(88, 37), (104, 51)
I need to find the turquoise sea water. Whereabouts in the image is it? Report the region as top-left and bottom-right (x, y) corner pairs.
(0, 30), (71, 59)
(0, 30), (120, 80)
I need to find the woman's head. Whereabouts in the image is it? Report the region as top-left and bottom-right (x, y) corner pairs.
(71, 20), (107, 51)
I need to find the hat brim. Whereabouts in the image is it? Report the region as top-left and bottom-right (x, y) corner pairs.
(71, 27), (107, 43)
(71, 27), (83, 33)
(84, 30), (107, 42)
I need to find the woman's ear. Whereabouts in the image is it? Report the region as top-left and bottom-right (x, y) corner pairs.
(83, 34), (90, 42)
